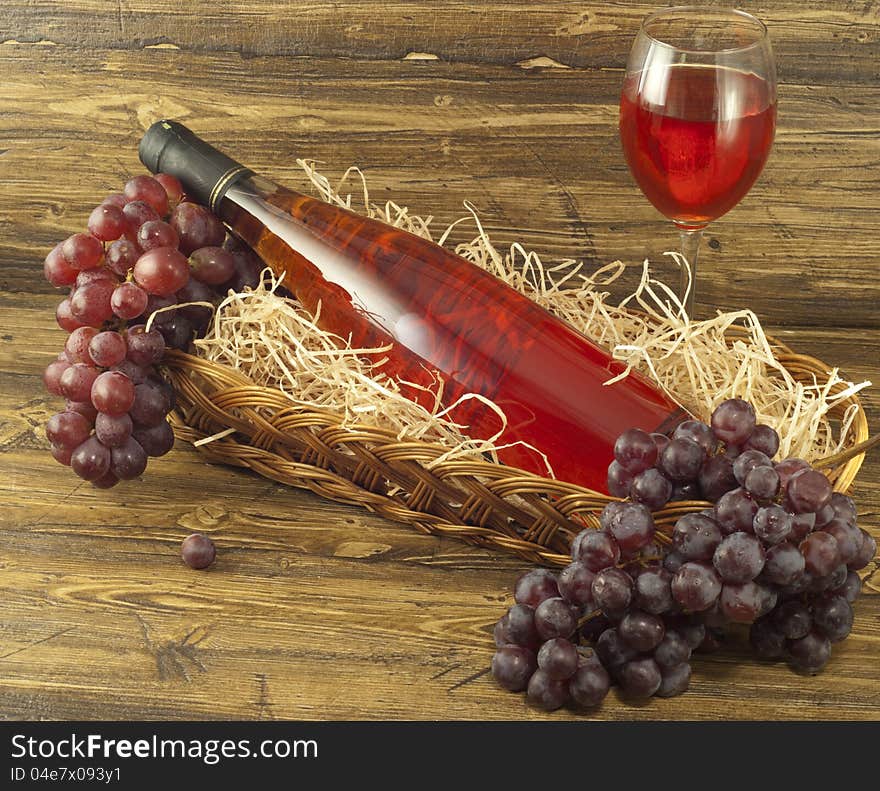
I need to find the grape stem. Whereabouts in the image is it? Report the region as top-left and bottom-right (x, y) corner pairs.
(577, 609), (603, 628)
(813, 434), (880, 470)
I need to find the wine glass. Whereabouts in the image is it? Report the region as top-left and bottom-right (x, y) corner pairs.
(619, 6), (777, 315)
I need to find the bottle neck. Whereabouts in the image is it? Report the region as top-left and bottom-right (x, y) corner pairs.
(139, 120), (256, 210)
(137, 120), (315, 252)
(215, 174), (307, 251)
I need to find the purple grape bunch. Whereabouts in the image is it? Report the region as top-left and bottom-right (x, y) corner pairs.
(42, 174), (266, 489)
(491, 398), (876, 711)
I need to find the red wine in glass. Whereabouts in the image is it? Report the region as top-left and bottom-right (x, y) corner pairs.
(619, 8), (777, 314)
(620, 65), (776, 226)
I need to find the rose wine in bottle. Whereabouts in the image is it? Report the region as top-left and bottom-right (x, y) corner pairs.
(139, 120), (686, 492)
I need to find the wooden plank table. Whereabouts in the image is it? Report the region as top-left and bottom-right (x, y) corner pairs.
(0, 1), (877, 720)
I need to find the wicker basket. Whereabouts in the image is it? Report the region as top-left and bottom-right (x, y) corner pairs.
(162, 328), (869, 569)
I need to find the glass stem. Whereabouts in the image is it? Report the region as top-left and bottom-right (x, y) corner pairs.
(677, 226), (704, 318)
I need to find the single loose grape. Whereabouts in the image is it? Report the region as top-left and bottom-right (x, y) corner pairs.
(181, 533), (216, 570)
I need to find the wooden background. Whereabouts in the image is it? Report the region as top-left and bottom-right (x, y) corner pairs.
(0, 0), (877, 720)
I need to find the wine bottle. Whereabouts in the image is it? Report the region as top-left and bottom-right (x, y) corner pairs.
(139, 120), (686, 492)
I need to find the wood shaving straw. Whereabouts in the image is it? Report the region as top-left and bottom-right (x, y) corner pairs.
(197, 273), (512, 464)
(193, 161), (871, 469)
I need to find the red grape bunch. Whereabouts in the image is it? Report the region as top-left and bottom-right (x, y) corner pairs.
(42, 172), (265, 489)
(491, 397), (876, 711)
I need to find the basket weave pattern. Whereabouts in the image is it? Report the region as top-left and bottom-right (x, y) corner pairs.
(163, 335), (868, 568)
